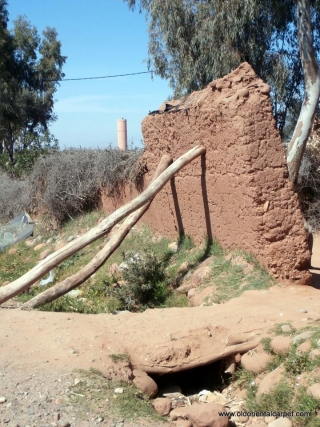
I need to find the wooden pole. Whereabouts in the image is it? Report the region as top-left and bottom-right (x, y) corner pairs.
(21, 155), (172, 310)
(0, 145), (206, 305)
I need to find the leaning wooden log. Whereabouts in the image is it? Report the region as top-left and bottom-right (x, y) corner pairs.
(0, 145), (206, 305)
(21, 155), (172, 310)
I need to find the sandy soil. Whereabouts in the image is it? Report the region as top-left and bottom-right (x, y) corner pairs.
(1, 237), (320, 426)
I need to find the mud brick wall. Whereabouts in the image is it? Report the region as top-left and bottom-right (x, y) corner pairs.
(102, 63), (311, 285)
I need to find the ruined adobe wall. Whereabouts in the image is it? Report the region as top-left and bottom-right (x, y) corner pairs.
(102, 63), (311, 285)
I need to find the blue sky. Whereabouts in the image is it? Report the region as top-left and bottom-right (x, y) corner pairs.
(7, 1), (171, 149)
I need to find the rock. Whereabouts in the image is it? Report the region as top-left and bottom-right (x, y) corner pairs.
(67, 236), (74, 242)
(297, 341), (311, 354)
(0, 396), (7, 403)
(241, 351), (271, 373)
(190, 285), (216, 306)
(152, 397), (172, 415)
(190, 266), (212, 286)
(58, 421), (71, 427)
(114, 388), (124, 394)
(34, 243), (45, 251)
(133, 370), (158, 398)
(168, 242), (178, 253)
(39, 249), (51, 260)
(188, 288), (197, 298)
(271, 336), (291, 354)
(178, 261), (191, 274)
(224, 355), (236, 374)
(25, 239), (35, 247)
(249, 423), (267, 427)
(53, 411), (60, 421)
(310, 349), (320, 360)
(8, 247), (17, 255)
(172, 420), (193, 427)
(170, 402), (229, 427)
(307, 383), (320, 399)
(281, 325), (292, 333)
(292, 331), (313, 344)
(265, 416), (277, 423)
(268, 418), (293, 427)
(67, 289), (83, 298)
(257, 365), (285, 396)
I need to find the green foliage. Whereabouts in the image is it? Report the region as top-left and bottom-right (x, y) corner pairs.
(125, 0), (320, 138)
(261, 337), (273, 354)
(109, 354), (130, 364)
(107, 249), (170, 311)
(69, 369), (163, 422)
(0, 131), (59, 178)
(0, 3), (66, 163)
(246, 380), (294, 413)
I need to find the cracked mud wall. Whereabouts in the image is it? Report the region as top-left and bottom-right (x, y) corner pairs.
(101, 63), (311, 285)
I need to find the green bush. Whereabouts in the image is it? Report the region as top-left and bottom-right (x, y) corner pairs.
(107, 249), (170, 311)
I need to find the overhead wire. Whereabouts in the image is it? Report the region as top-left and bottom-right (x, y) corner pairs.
(51, 70), (154, 82)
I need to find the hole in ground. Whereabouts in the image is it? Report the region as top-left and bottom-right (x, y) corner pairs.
(150, 360), (232, 396)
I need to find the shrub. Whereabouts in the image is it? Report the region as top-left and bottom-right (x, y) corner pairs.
(0, 172), (31, 224)
(107, 249), (170, 311)
(29, 147), (144, 226)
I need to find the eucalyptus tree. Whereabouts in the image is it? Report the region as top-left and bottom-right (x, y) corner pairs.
(124, 0), (320, 183)
(0, 1), (66, 164)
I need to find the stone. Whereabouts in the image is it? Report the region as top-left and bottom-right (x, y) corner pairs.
(281, 325), (292, 333)
(187, 288), (197, 298)
(66, 290), (83, 298)
(8, 247), (17, 255)
(299, 308), (308, 313)
(271, 336), (291, 354)
(265, 416), (277, 423)
(168, 242), (178, 253)
(0, 396), (7, 403)
(39, 249), (51, 260)
(170, 402), (229, 427)
(114, 388), (124, 394)
(241, 351), (271, 374)
(297, 341), (311, 354)
(257, 365), (285, 396)
(292, 331), (313, 344)
(133, 370), (158, 398)
(310, 349), (320, 360)
(190, 266), (211, 286)
(172, 420), (193, 427)
(67, 236), (74, 242)
(25, 239), (35, 247)
(58, 421), (71, 427)
(268, 418), (293, 427)
(178, 261), (191, 274)
(307, 383), (320, 400)
(34, 243), (45, 251)
(152, 397), (172, 415)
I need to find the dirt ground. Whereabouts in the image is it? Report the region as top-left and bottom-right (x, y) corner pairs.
(1, 237), (320, 426)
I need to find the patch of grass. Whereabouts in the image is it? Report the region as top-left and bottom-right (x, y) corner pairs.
(109, 354), (130, 364)
(69, 369), (163, 423)
(246, 380), (293, 413)
(272, 323), (297, 336)
(162, 292), (189, 308)
(233, 367), (256, 389)
(261, 337), (273, 354)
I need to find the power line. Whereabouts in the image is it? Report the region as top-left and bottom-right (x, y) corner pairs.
(56, 70), (153, 82)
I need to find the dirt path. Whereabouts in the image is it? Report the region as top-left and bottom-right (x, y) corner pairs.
(1, 237), (320, 426)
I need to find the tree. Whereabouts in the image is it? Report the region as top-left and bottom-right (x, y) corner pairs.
(124, 1), (320, 143)
(0, 1), (66, 164)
